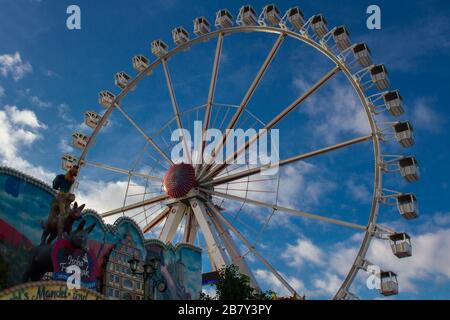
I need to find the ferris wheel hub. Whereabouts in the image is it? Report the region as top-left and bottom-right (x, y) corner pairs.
(163, 163), (197, 198)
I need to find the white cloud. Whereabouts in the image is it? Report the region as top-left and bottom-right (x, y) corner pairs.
(58, 138), (74, 153)
(75, 178), (165, 227)
(29, 95), (51, 108)
(411, 98), (444, 134)
(0, 52), (32, 81)
(43, 68), (60, 78)
(279, 162), (336, 210)
(0, 105), (54, 182)
(254, 269), (305, 297)
(312, 272), (342, 297)
(276, 213), (450, 298)
(345, 176), (371, 203)
(17, 88), (52, 109)
(296, 77), (371, 144)
(6, 105), (46, 129)
(282, 237), (325, 267)
(76, 180), (131, 216)
(367, 227), (450, 292)
(57, 103), (74, 123)
(433, 212), (450, 226)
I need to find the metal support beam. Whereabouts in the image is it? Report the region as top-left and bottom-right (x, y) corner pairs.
(116, 105), (173, 165)
(162, 59), (192, 163)
(204, 65), (341, 180)
(159, 204), (187, 243)
(101, 194), (169, 218)
(197, 34), (286, 179)
(206, 202), (260, 290)
(196, 33), (224, 171)
(189, 199), (229, 270)
(85, 160), (162, 182)
(183, 209), (198, 244)
(208, 200), (298, 297)
(201, 188), (367, 230)
(206, 134), (373, 186)
(143, 207), (170, 233)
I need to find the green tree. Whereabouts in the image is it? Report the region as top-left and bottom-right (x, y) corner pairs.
(213, 264), (274, 300)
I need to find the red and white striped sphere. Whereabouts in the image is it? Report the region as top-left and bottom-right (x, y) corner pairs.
(163, 163), (197, 198)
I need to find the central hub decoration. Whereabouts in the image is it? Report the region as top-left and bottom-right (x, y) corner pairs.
(163, 163), (197, 198)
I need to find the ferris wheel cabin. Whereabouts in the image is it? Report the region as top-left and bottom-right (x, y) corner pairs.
(393, 121), (415, 148)
(72, 132), (89, 150)
(151, 40), (169, 58)
(172, 27), (190, 46)
(311, 14), (328, 39)
(396, 193), (419, 220)
(389, 233), (412, 258)
(194, 17), (210, 36)
(380, 271), (399, 296)
(286, 7), (305, 30)
(352, 43), (372, 68)
(114, 71), (131, 90)
(61, 154), (78, 171)
(383, 90), (404, 116)
(333, 26), (351, 51)
(98, 90), (116, 108)
(132, 55), (150, 73)
(370, 64), (390, 90)
(215, 9), (233, 29)
(84, 111), (102, 129)
(237, 5), (258, 26)
(398, 156), (420, 182)
(261, 4), (281, 26)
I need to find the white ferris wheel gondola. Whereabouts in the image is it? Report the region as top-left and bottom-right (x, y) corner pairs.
(215, 9), (233, 29)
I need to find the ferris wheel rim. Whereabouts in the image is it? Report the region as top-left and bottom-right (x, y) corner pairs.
(71, 22), (405, 299)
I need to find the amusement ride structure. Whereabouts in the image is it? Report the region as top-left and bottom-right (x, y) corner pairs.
(62, 4), (419, 299)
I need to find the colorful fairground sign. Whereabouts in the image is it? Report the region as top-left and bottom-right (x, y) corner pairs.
(51, 238), (99, 290)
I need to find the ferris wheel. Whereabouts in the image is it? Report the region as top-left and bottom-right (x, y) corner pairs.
(62, 4), (419, 299)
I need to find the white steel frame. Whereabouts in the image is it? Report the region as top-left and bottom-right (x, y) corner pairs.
(68, 8), (417, 299)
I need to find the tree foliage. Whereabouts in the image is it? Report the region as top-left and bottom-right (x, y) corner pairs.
(200, 264), (275, 300)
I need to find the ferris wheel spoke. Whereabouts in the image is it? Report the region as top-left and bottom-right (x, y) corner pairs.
(205, 134), (372, 186)
(201, 188), (366, 231)
(196, 33), (224, 171)
(203, 65), (342, 181)
(197, 33), (286, 180)
(162, 59), (192, 163)
(204, 201), (298, 297)
(85, 159), (162, 182)
(101, 193), (169, 218)
(142, 206), (170, 233)
(115, 104), (173, 165)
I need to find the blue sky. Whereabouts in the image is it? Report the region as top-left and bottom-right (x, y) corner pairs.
(0, 0), (450, 299)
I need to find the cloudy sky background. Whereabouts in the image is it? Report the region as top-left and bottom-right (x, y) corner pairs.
(0, 0), (450, 299)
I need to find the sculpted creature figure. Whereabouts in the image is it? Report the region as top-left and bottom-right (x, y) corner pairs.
(23, 220), (95, 282)
(40, 193), (85, 245)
